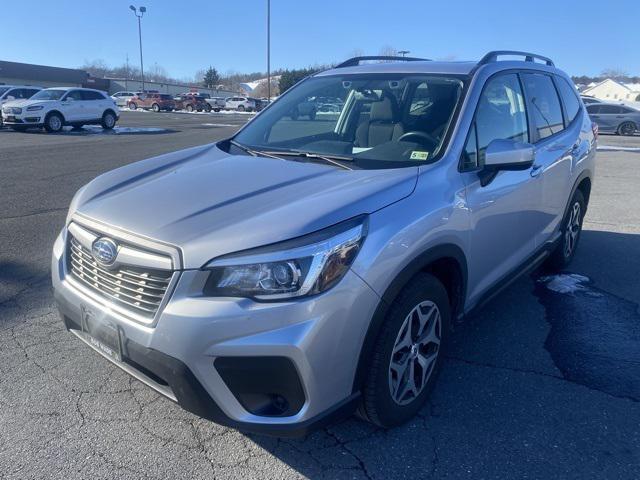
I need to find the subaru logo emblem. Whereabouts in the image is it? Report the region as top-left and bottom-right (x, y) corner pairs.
(91, 237), (118, 266)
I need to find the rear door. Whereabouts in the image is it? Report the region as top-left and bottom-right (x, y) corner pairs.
(520, 72), (575, 244)
(596, 104), (624, 132)
(81, 90), (106, 119)
(462, 72), (544, 304)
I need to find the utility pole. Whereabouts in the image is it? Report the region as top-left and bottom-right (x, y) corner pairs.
(267, 0), (271, 101)
(398, 50), (410, 57)
(129, 6), (147, 92)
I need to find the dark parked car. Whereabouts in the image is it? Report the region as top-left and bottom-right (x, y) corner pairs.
(174, 93), (211, 112)
(586, 103), (640, 135)
(128, 93), (175, 112)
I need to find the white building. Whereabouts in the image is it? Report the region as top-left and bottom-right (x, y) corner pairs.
(581, 78), (640, 102)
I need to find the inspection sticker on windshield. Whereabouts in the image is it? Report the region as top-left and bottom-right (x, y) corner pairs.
(410, 151), (429, 161)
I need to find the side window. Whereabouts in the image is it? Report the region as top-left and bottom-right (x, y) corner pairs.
(25, 89), (39, 98)
(599, 105), (622, 114)
(65, 90), (84, 101)
(555, 77), (581, 125)
(81, 91), (104, 100)
(6, 88), (19, 99)
(586, 105), (600, 114)
(521, 73), (564, 140)
(475, 73), (529, 162)
(462, 123), (479, 170)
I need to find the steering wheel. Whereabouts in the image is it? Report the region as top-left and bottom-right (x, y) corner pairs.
(397, 130), (439, 148)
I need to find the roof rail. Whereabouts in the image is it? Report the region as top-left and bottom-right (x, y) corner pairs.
(478, 50), (554, 67)
(336, 56), (430, 68)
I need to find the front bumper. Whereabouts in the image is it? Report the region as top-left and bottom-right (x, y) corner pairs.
(1, 112), (42, 126)
(52, 223), (379, 435)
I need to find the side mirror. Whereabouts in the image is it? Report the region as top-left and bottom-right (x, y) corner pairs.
(64, 97), (74, 102)
(483, 138), (534, 171)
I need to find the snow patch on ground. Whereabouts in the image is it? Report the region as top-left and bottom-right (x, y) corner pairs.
(597, 145), (640, 152)
(66, 126), (167, 135)
(538, 274), (590, 294)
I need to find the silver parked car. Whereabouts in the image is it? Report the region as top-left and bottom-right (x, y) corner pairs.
(52, 51), (596, 436)
(586, 103), (639, 135)
(0, 85), (42, 126)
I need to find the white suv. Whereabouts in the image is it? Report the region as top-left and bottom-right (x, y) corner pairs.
(2, 87), (119, 133)
(111, 91), (137, 107)
(224, 96), (256, 112)
(0, 85), (42, 127)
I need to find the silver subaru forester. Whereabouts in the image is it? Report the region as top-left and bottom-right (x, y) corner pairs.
(52, 51), (596, 436)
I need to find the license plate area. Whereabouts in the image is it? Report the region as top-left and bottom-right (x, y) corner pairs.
(81, 305), (122, 362)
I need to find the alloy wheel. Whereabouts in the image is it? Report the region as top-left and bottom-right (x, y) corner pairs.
(620, 122), (636, 136)
(564, 201), (581, 258)
(388, 300), (441, 405)
(49, 115), (62, 132)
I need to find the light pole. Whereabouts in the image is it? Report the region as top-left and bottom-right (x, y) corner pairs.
(267, 0), (271, 101)
(129, 5), (146, 92)
(398, 50), (410, 57)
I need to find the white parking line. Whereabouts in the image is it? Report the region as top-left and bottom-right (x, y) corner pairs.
(597, 145), (640, 152)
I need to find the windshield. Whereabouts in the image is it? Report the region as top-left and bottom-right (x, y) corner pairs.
(0, 87), (10, 97)
(31, 89), (66, 101)
(233, 74), (463, 169)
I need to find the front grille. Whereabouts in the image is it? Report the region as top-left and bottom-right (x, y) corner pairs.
(67, 235), (172, 318)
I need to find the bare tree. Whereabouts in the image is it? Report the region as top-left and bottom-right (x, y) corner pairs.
(600, 68), (630, 81)
(378, 45), (398, 59)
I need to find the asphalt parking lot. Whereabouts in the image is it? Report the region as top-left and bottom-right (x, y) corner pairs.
(1, 112), (639, 479)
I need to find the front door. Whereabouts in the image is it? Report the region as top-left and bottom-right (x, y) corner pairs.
(60, 90), (85, 122)
(461, 72), (544, 305)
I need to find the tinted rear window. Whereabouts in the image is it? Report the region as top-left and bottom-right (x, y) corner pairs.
(160, 94), (173, 100)
(555, 77), (581, 124)
(522, 73), (564, 140)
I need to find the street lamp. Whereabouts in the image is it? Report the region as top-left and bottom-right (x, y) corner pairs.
(129, 5), (146, 92)
(398, 50), (410, 57)
(266, 0), (271, 101)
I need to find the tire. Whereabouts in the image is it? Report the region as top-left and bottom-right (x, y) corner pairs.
(237, 105), (245, 112)
(545, 189), (586, 270)
(129, 102), (137, 110)
(152, 103), (160, 113)
(205, 105), (212, 112)
(186, 104), (194, 113)
(358, 273), (450, 428)
(618, 121), (636, 136)
(101, 111), (117, 130)
(213, 108), (220, 113)
(44, 112), (64, 133)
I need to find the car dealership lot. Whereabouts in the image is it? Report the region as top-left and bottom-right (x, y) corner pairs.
(1, 113), (639, 479)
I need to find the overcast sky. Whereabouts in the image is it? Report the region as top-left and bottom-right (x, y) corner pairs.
(5, 0), (639, 78)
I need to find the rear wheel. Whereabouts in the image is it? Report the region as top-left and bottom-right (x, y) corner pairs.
(152, 103), (160, 113)
(101, 111), (117, 130)
(186, 104), (194, 112)
(44, 112), (64, 133)
(358, 273), (449, 428)
(618, 121), (636, 136)
(545, 189), (586, 270)
(205, 104), (212, 112)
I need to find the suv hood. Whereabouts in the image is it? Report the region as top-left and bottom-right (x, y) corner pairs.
(71, 143), (418, 268)
(3, 99), (51, 108)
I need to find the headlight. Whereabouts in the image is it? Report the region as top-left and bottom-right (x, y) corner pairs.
(26, 105), (43, 111)
(203, 216), (367, 300)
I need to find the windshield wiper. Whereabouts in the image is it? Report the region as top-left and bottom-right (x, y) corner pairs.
(259, 150), (354, 170)
(229, 140), (286, 161)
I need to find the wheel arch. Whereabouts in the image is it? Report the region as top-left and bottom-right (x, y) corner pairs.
(351, 243), (467, 393)
(103, 108), (117, 118)
(45, 109), (65, 123)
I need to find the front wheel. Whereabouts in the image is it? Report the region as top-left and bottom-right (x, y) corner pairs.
(237, 105), (245, 112)
(545, 189), (586, 270)
(101, 111), (117, 130)
(186, 104), (194, 112)
(44, 112), (64, 133)
(152, 103), (160, 113)
(358, 273), (450, 428)
(128, 102), (137, 110)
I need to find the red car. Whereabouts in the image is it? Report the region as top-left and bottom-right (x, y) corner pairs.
(174, 93), (211, 112)
(128, 93), (175, 112)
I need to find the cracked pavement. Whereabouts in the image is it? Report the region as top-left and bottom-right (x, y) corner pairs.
(1, 115), (639, 479)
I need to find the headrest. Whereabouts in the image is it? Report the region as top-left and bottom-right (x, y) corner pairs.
(370, 96), (396, 122)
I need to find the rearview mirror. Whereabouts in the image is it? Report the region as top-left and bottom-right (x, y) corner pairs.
(483, 138), (534, 171)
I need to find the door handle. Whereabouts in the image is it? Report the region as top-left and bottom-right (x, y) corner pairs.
(530, 164), (543, 178)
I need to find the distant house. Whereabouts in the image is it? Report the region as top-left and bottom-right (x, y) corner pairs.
(581, 78), (640, 102)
